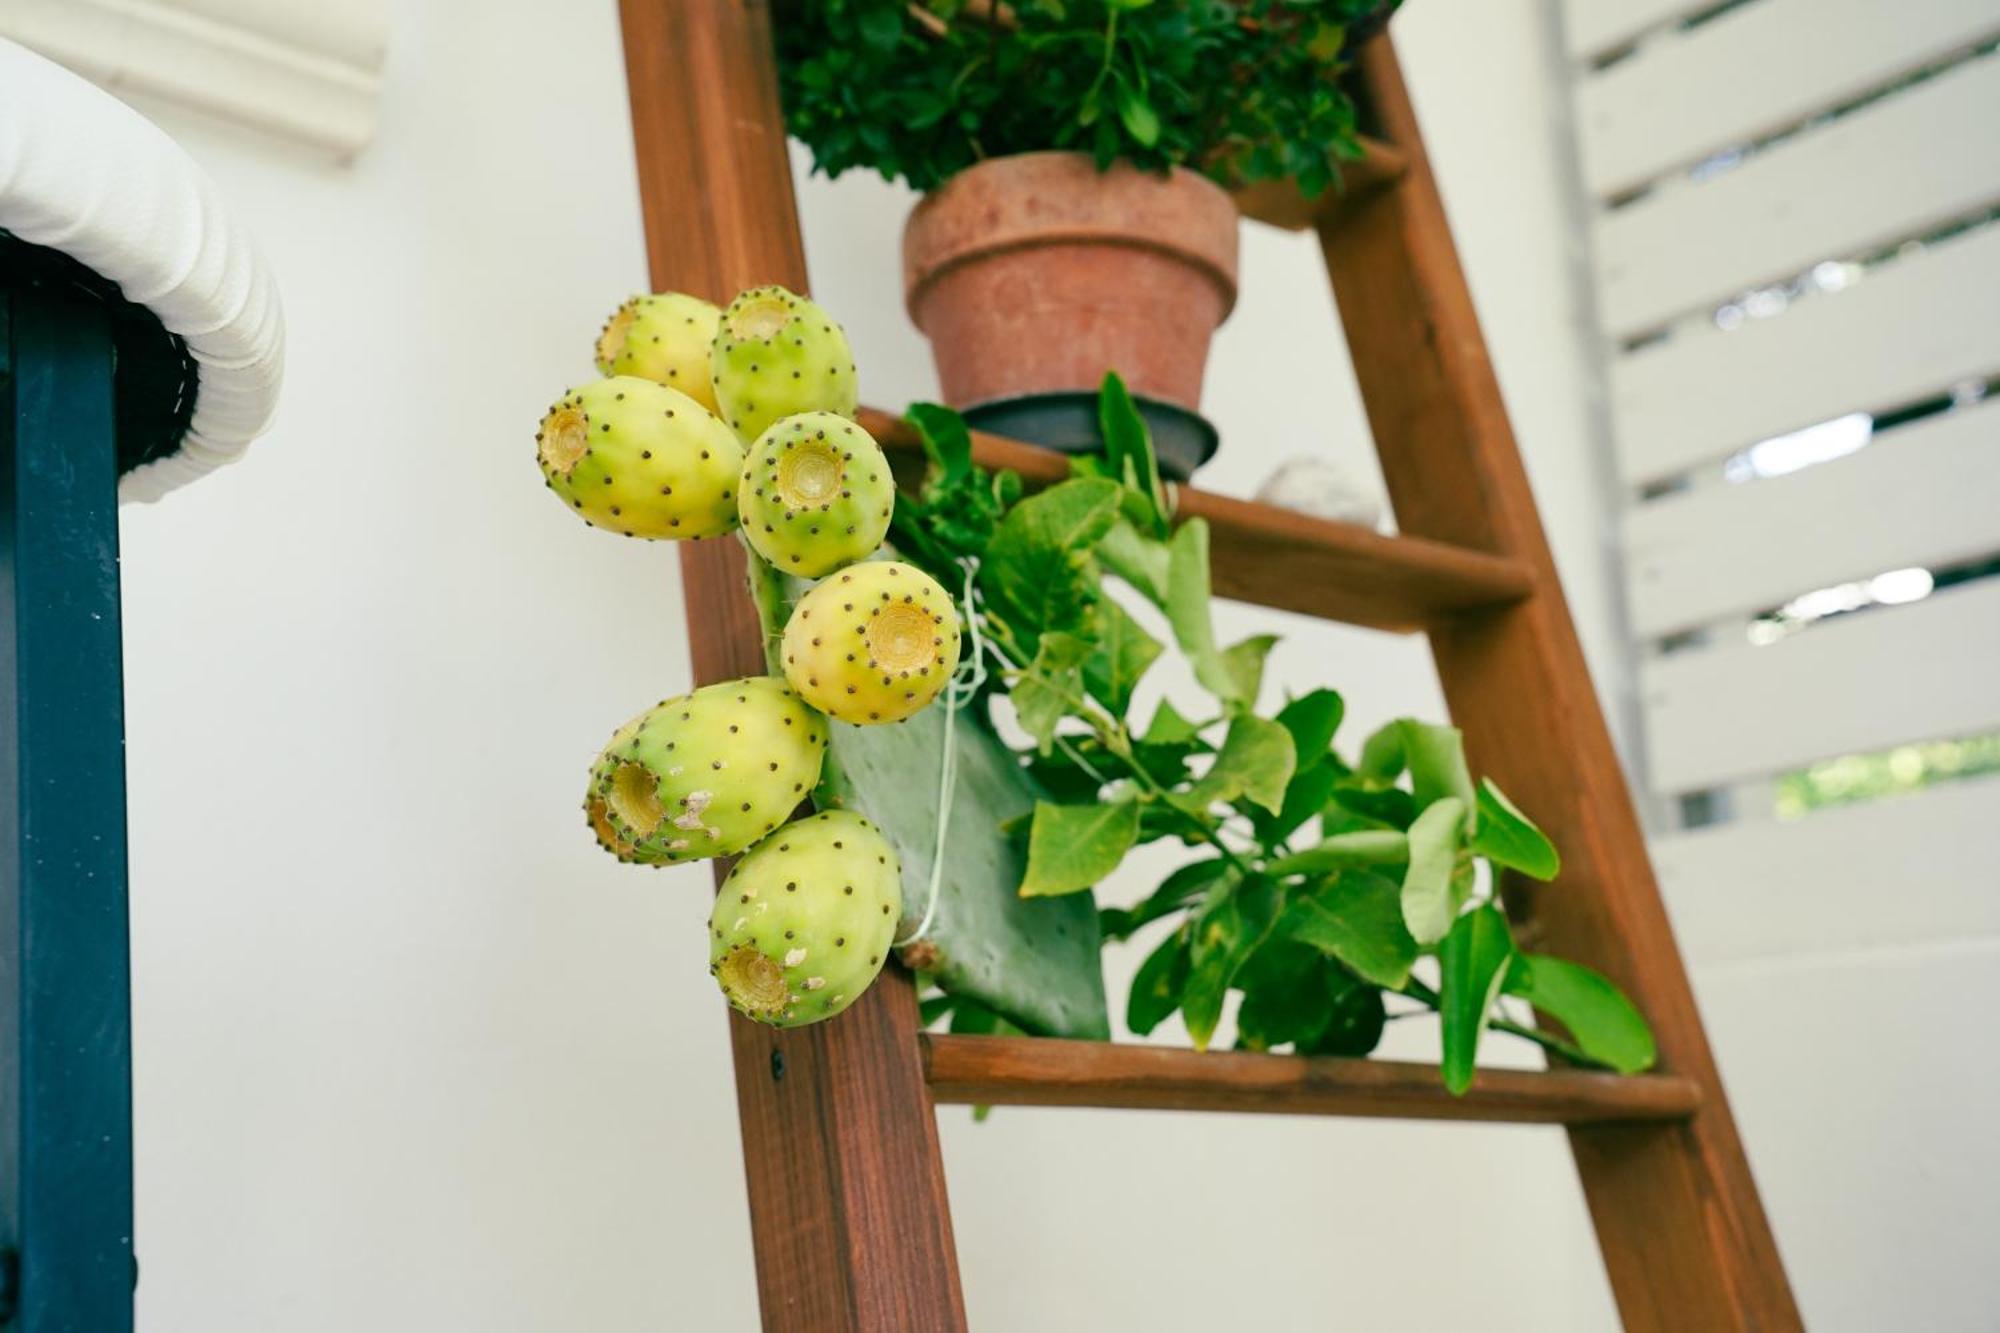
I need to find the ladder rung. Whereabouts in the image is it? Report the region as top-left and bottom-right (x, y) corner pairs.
(1231, 137), (1409, 233)
(921, 1035), (1701, 1126)
(864, 409), (1535, 632)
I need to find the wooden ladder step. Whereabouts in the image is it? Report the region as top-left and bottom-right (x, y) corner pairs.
(922, 1035), (1701, 1126)
(1231, 137), (1409, 233)
(864, 409), (1534, 633)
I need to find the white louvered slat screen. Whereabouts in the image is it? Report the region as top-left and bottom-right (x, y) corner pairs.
(1560, 4), (2000, 1325)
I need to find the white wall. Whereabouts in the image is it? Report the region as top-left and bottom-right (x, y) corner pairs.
(110, 1), (1631, 1329)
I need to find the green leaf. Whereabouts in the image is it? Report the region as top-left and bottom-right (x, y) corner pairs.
(1303, 966), (1387, 1058)
(1142, 697), (1205, 745)
(981, 477), (1122, 646)
(1472, 779), (1560, 881)
(1183, 714), (1294, 814)
(1097, 372), (1166, 535)
(1020, 798), (1140, 896)
(1166, 518), (1261, 706)
(1218, 634), (1279, 705)
(1265, 829), (1408, 877)
(855, 5), (902, 51)
(1438, 904), (1515, 1096)
(1251, 756), (1341, 846)
(1357, 720), (1406, 781)
(1081, 597), (1162, 716)
(1165, 518), (1219, 662)
(1504, 955), (1655, 1074)
(1279, 869), (1418, 990)
(1115, 82), (1162, 148)
(1011, 630), (1091, 754)
(1011, 677), (1067, 755)
(1233, 940), (1335, 1051)
(1100, 857), (1233, 940)
(1398, 721), (1478, 832)
(1126, 925), (1190, 1036)
(1182, 876), (1280, 1050)
(1098, 519), (1171, 606)
(905, 402), (973, 484)
(1401, 795), (1468, 946)
(1275, 689), (1344, 763)
(1325, 783), (1417, 832)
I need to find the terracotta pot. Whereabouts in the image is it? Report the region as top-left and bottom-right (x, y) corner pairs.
(902, 152), (1240, 414)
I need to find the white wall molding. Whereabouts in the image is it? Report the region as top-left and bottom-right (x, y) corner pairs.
(0, 0), (388, 159)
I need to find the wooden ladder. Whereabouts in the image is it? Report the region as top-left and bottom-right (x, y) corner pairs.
(615, 5), (1800, 1329)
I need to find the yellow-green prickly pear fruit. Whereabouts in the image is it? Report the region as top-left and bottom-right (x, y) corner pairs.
(781, 561), (961, 725)
(710, 285), (859, 444)
(709, 810), (902, 1027)
(537, 376), (743, 539)
(584, 676), (828, 864)
(594, 292), (723, 414)
(737, 411), (895, 577)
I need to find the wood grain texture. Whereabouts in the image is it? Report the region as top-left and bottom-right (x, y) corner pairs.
(861, 407), (1533, 632)
(924, 1035), (1700, 1124)
(615, 4), (966, 1330)
(1323, 38), (1802, 1331)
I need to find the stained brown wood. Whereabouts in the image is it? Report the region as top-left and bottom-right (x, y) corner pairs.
(1323, 39), (1803, 1331)
(1231, 138), (1409, 232)
(862, 407), (1533, 631)
(924, 1035), (1700, 1124)
(615, 4), (967, 1330)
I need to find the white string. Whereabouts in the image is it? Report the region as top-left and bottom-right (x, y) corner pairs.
(896, 559), (987, 947)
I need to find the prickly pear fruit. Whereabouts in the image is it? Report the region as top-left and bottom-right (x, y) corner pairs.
(584, 676), (828, 864)
(782, 561), (961, 725)
(709, 810), (902, 1027)
(737, 411), (895, 577)
(710, 285), (858, 444)
(594, 292), (723, 414)
(538, 376), (743, 539)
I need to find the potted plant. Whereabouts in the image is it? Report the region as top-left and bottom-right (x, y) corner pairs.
(777, 0), (1397, 478)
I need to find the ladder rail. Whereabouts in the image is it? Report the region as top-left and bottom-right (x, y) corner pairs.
(616, 4), (968, 1330)
(1322, 40), (1802, 1331)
